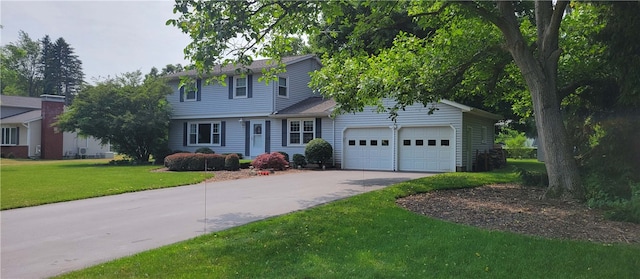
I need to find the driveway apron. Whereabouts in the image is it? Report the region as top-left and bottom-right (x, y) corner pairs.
(1, 170), (430, 278)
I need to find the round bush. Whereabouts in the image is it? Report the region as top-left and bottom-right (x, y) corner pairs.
(292, 153), (307, 168)
(305, 138), (333, 168)
(195, 147), (215, 154)
(252, 152), (288, 170)
(225, 153), (240, 171)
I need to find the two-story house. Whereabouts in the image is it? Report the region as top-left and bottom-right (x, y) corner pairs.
(166, 54), (501, 172)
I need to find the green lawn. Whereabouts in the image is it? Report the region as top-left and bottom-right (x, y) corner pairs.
(57, 160), (640, 278)
(0, 158), (211, 210)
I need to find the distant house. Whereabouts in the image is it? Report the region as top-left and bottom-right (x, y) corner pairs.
(165, 54), (501, 172)
(1, 94), (111, 159)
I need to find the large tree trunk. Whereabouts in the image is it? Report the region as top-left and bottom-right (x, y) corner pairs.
(492, 1), (583, 199)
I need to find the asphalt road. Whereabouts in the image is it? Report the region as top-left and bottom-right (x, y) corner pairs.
(1, 170), (430, 279)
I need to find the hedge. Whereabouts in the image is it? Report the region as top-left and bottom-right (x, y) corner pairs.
(164, 153), (226, 171)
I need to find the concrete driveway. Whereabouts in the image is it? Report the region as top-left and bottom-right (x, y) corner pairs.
(1, 170), (430, 279)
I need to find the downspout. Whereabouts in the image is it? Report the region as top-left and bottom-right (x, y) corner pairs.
(331, 114), (336, 167)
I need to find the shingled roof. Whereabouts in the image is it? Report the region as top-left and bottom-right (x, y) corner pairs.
(271, 96), (335, 118)
(165, 54), (318, 80)
(0, 95), (42, 110)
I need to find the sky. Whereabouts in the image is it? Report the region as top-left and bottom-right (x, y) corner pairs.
(1, 0), (192, 83)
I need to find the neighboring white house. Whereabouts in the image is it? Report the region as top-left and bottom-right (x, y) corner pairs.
(165, 54), (501, 172)
(0, 94), (111, 159)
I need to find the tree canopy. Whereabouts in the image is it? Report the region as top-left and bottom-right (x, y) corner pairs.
(1, 31), (84, 102)
(56, 71), (173, 163)
(169, 1), (639, 200)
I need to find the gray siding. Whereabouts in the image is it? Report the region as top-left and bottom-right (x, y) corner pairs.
(275, 59), (322, 111)
(332, 101), (464, 168)
(168, 118), (246, 155)
(462, 114), (496, 170)
(168, 75), (274, 119)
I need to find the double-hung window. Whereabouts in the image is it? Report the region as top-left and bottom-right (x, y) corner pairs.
(288, 119), (315, 145)
(189, 122), (221, 145)
(234, 77), (247, 98)
(180, 79), (201, 102)
(1, 127), (18, 145)
(278, 77), (288, 98)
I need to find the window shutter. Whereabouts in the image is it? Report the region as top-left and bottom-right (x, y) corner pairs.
(196, 79), (202, 101)
(247, 74), (253, 98)
(221, 121), (226, 147)
(179, 86), (184, 102)
(183, 122), (187, 146)
(265, 120), (271, 153)
(244, 121), (250, 157)
(315, 118), (322, 138)
(16, 127), (20, 145)
(282, 119), (287, 146)
(228, 76), (234, 99)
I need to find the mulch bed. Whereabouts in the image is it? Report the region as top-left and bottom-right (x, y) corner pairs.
(396, 184), (640, 244)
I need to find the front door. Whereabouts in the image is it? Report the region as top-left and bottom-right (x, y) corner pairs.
(250, 120), (265, 157)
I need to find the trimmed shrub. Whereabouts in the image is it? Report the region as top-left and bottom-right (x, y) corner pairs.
(164, 153), (225, 171)
(305, 138), (333, 168)
(225, 153), (240, 171)
(239, 160), (252, 169)
(222, 153), (244, 160)
(252, 152), (288, 170)
(195, 147), (215, 154)
(293, 153), (307, 168)
(277, 151), (290, 163)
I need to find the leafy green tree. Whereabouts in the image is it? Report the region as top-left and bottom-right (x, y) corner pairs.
(0, 31), (42, 96)
(169, 0), (636, 199)
(56, 71), (172, 163)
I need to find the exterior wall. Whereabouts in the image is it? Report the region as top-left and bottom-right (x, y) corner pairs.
(462, 114), (497, 171)
(1, 146), (28, 158)
(41, 99), (64, 159)
(27, 120), (41, 157)
(168, 74), (274, 119)
(332, 101), (464, 168)
(62, 133), (111, 158)
(275, 59), (323, 111)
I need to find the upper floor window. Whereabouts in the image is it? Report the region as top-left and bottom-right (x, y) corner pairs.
(188, 122), (221, 146)
(234, 76), (247, 98)
(1, 127), (18, 145)
(278, 77), (288, 98)
(180, 79), (201, 102)
(288, 119), (315, 145)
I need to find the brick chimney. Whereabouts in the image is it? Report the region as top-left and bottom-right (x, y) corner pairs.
(40, 95), (65, 159)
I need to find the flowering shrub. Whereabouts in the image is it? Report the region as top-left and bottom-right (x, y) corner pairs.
(251, 152), (288, 170)
(164, 153), (225, 171)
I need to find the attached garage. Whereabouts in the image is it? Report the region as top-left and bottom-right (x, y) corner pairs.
(343, 127), (393, 170)
(397, 126), (454, 172)
(335, 100), (501, 172)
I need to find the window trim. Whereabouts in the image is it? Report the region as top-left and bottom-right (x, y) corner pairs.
(1, 127), (18, 146)
(287, 118), (315, 146)
(277, 76), (288, 98)
(187, 121), (221, 146)
(234, 76), (248, 98)
(481, 126), (488, 144)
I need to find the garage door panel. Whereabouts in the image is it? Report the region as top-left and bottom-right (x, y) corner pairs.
(399, 127), (453, 172)
(343, 128), (392, 171)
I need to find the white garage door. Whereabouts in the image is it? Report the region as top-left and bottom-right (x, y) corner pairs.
(398, 127), (453, 172)
(343, 128), (393, 170)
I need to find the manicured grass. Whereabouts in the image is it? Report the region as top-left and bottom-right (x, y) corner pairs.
(1, 158), (212, 210)
(58, 160), (639, 278)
